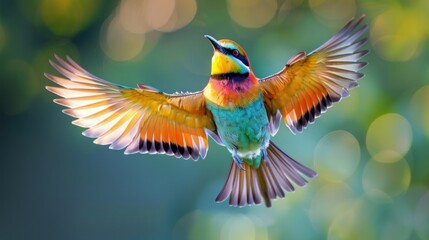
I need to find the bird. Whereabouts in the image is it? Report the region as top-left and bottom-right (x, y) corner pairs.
(45, 15), (368, 207)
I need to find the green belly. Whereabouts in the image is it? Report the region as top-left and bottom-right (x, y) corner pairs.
(206, 95), (270, 167)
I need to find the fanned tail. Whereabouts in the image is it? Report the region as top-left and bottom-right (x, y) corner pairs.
(215, 141), (317, 207)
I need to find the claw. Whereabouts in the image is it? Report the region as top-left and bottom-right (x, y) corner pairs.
(262, 149), (268, 163)
(232, 152), (245, 171)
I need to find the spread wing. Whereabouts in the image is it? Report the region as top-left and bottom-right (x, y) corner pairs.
(46, 56), (216, 160)
(260, 15), (368, 134)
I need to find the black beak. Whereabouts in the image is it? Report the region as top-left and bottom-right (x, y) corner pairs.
(205, 35), (225, 54)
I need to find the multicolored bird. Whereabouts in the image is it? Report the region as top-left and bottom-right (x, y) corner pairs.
(46, 16), (368, 207)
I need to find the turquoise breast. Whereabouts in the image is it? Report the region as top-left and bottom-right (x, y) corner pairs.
(206, 95), (270, 166)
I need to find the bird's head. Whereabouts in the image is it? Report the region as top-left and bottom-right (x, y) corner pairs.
(205, 35), (251, 81)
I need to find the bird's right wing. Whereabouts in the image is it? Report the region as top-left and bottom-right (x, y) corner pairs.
(260, 16), (368, 134)
(46, 56), (216, 160)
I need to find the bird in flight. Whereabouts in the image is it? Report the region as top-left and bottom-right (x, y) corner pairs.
(46, 16), (368, 207)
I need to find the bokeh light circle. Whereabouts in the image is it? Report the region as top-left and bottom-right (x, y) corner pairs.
(118, 0), (151, 34)
(370, 6), (425, 62)
(220, 214), (256, 240)
(182, 211), (269, 240)
(314, 130), (360, 181)
(155, 0), (197, 32)
(142, 0), (176, 30)
(328, 199), (376, 240)
(227, 0), (277, 28)
(309, 182), (355, 230)
(379, 194), (416, 240)
(100, 16), (145, 61)
(362, 159), (411, 200)
(366, 113), (412, 163)
(40, 0), (101, 36)
(126, 0), (198, 33)
(309, 0), (356, 20)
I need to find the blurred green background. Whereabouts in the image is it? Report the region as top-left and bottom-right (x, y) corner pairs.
(1, 0), (428, 239)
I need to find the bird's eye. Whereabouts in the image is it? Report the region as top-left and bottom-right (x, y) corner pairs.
(232, 49), (239, 57)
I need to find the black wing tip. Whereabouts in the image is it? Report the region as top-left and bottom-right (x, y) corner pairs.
(361, 36), (369, 43)
(338, 14), (366, 34)
(350, 14), (366, 26)
(359, 49), (370, 58)
(358, 14), (366, 20)
(356, 72), (365, 79)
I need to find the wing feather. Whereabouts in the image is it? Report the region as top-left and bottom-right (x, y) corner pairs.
(46, 56), (215, 160)
(260, 15), (368, 134)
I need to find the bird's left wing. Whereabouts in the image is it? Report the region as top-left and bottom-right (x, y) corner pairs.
(46, 56), (216, 160)
(260, 16), (368, 134)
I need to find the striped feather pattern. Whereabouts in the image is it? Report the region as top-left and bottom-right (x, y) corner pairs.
(216, 141), (316, 207)
(260, 15), (368, 134)
(46, 55), (215, 160)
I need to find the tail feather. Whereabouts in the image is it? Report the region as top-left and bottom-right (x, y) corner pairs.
(216, 141), (317, 207)
(256, 166), (271, 206)
(270, 142), (318, 178)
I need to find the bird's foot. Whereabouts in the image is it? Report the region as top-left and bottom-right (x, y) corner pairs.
(232, 153), (245, 171)
(262, 149), (268, 163)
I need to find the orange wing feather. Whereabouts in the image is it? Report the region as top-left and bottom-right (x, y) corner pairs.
(260, 15), (368, 134)
(46, 55), (215, 160)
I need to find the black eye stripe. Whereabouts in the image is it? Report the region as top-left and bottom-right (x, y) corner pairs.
(224, 48), (236, 55)
(239, 56), (249, 67)
(224, 48), (249, 66)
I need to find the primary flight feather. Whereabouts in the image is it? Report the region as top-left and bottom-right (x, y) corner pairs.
(46, 16), (368, 207)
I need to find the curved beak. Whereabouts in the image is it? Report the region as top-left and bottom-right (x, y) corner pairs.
(205, 35), (225, 54)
